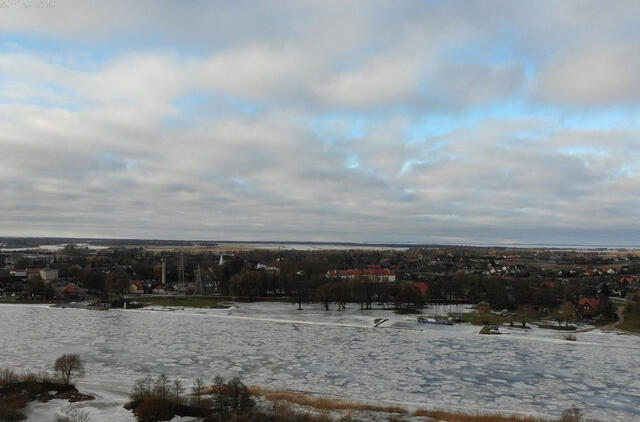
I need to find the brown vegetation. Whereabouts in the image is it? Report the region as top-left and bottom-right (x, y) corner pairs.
(413, 409), (554, 422)
(0, 366), (93, 421)
(249, 386), (406, 414)
(412, 407), (599, 422)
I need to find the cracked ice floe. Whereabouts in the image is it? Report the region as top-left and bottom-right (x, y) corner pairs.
(1, 302), (639, 421)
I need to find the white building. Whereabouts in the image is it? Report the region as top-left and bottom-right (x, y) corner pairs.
(40, 268), (58, 281)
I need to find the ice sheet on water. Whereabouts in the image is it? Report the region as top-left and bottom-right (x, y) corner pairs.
(1, 303), (639, 421)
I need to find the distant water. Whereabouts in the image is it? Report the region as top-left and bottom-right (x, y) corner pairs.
(0, 243), (109, 252)
(1, 241), (638, 252)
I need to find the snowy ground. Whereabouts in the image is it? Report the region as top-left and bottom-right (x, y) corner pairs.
(0, 302), (639, 421)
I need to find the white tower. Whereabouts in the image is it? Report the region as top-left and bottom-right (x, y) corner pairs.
(161, 258), (166, 285)
(178, 251), (185, 292)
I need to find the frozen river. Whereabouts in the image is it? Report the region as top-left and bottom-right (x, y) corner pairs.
(1, 303), (639, 421)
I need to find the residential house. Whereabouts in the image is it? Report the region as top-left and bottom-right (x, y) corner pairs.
(9, 269), (27, 278)
(62, 283), (79, 298)
(413, 282), (429, 295)
(26, 268), (42, 280)
(152, 284), (169, 294)
(128, 280), (145, 294)
(578, 298), (600, 317)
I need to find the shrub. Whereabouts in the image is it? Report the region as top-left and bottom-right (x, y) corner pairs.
(210, 376), (254, 415)
(560, 408), (583, 422)
(133, 398), (175, 422)
(130, 375), (155, 402)
(0, 394), (27, 421)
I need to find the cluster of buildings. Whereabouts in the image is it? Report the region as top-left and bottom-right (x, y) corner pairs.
(326, 267), (397, 282)
(0, 266), (85, 299)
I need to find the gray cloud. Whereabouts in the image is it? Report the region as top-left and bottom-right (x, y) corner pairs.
(0, 1), (639, 245)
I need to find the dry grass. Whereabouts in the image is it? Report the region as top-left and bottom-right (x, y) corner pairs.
(0, 368), (57, 386)
(271, 401), (335, 422)
(249, 386), (406, 415)
(413, 408), (554, 422)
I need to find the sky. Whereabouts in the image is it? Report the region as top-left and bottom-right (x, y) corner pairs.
(1, 1), (640, 246)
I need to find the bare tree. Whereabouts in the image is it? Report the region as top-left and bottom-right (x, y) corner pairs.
(561, 407), (583, 422)
(192, 377), (204, 407)
(54, 354), (85, 384)
(153, 373), (170, 399)
(172, 379), (184, 403)
(556, 301), (577, 327)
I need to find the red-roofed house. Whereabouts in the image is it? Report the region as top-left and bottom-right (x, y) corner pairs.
(578, 298), (600, 317)
(152, 284), (169, 294)
(128, 281), (144, 294)
(62, 283), (79, 298)
(9, 269), (27, 278)
(413, 282), (429, 295)
(26, 268), (42, 279)
(476, 301), (492, 313)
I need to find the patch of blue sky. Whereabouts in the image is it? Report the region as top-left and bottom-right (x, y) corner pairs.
(404, 114), (464, 144)
(441, 29), (533, 67)
(18, 96), (82, 111)
(345, 154), (361, 169)
(309, 114), (367, 144)
(98, 152), (137, 172)
(405, 99), (535, 143)
(617, 164), (638, 178)
(230, 177), (251, 189)
(1, 32), (117, 67)
(230, 98), (263, 116)
(0, 80), (82, 111)
(559, 109), (640, 131)
(1, 32), (212, 71)
(557, 146), (608, 156)
(399, 158), (439, 175)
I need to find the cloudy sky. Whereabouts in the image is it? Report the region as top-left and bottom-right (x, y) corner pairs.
(1, 1), (639, 245)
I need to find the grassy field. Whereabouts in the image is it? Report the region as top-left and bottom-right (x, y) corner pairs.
(135, 296), (229, 308)
(617, 302), (640, 334)
(0, 297), (54, 305)
(0, 297), (20, 304)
